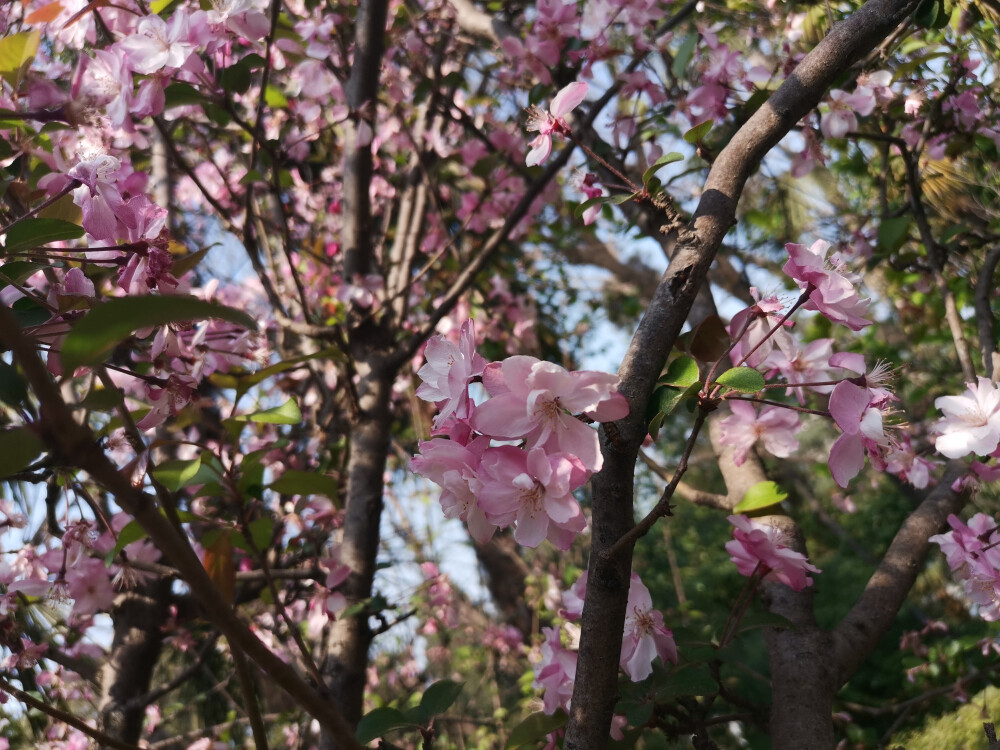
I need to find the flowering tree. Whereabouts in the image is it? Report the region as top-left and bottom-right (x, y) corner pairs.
(0, 0), (999, 748)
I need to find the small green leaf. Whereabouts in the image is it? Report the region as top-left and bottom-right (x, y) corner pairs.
(575, 195), (609, 218)
(914, 0), (939, 27)
(660, 356), (700, 387)
(248, 516), (275, 551)
(0, 361), (28, 406)
(3, 218), (84, 254)
(417, 680), (464, 718)
(654, 665), (718, 700)
(61, 296), (256, 373)
(164, 82), (205, 109)
(733, 480), (788, 513)
(641, 152), (683, 186)
(170, 247), (211, 278)
(506, 710), (568, 749)
(0, 261), (45, 288)
(107, 519), (149, 563)
(356, 707), (413, 744)
(219, 60), (252, 95)
(671, 34), (697, 78)
(647, 382), (700, 440)
(231, 398), (301, 425)
(683, 119), (713, 144)
(713, 368), (765, 393)
(878, 216), (911, 253)
(269, 469), (338, 499)
(609, 192), (637, 205)
(0, 426), (44, 478)
(0, 30), (40, 84)
(264, 84), (288, 108)
(152, 457), (203, 492)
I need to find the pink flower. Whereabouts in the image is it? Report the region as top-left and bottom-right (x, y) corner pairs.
(620, 573), (678, 682)
(475, 446), (588, 549)
(717, 400), (801, 466)
(934, 377), (1000, 458)
(410, 435), (497, 543)
(119, 12), (197, 75)
(783, 239), (871, 330)
(470, 356), (627, 471)
(525, 81), (588, 166)
(885, 435), (938, 489)
(820, 88), (876, 139)
(727, 288), (792, 368)
(415, 319), (487, 428)
(533, 626), (577, 714)
(65, 557), (116, 616)
(725, 515), (820, 591)
(930, 513), (1000, 621)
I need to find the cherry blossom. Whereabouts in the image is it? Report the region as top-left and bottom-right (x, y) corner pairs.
(820, 87), (876, 139)
(933, 377), (1000, 459)
(727, 288), (793, 368)
(470, 355), (628, 471)
(930, 514), (1000, 621)
(783, 239), (871, 331)
(717, 400), (801, 466)
(726, 515), (820, 591)
(415, 319), (487, 428)
(475, 446), (588, 549)
(620, 573), (678, 682)
(524, 81), (588, 167)
(533, 625), (578, 714)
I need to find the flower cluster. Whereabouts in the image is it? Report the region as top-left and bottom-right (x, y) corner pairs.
(726, 515), (821, 591)
(411, 320), (627, 549)
(930, 514), (1000, 620)
(532, 570), (678, 718)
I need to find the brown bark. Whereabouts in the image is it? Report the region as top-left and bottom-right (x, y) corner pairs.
(98, 578), (173, 744)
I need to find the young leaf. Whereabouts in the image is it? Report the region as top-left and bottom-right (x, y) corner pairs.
(418, 680), (464, 717)
(506, 710), (568, 749)
(152, 457), (203, 492)
(269, 469), (338, 500)
(659, 356), (700, 388)
(684, 119), (713, 144)
(0, 31), (40, 84)
(641, 152), (683, 186)
(878, 216), (911, 253)
(61, 296), (257, 373)
(0, 427), (44, 479)
(106, 520), (149, 563)
(671, 34), (697, 78)
(3, 218), (84, 254)
(733, 480), (788, 513)
(356, 707), (413, 744)
(713, 368), (765, 393)
(230, 398), (302, 425)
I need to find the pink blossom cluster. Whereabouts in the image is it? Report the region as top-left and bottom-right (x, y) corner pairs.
(930, 514), (1000, 620)
(411, 320), (627, 549)
(726, 515), (820, 591)
(532, 570), (678, 717)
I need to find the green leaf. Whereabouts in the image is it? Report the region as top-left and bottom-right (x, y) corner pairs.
(0, 426), (44, 478)
(152, 457), (203, 492)
(575, 195), (610, 218)
(0, 361), (28, 406)
(683, 120), (713, 144)
(609, 192), (637, 205)
(0, 261), (46, 288)
(61, 296), (256, 373)
(269, 469), (338, 499)
(671, 34), (697, 78)
(734, 607), (794, 634)
(733, 480), (788, 513)
(248, 516), (275, 551)
(416, 680), (464, 719)
(164, 82), (205, 109)
(356, 707), (413, 743)
(3, 218), (84, 254)
(659, 356), (700, 387)
(107, 520), (149, 563)
(0, 30), (40, 84)
(914, 0), (939, 27)
(641, 152), (683, 186)
(264, 84), (288, 108)
(878, 216), (911, 253)
(506, 710), (568, 749)
(647, 383), (700, 440)
(170, 247), (211, 278)
(219, 60), (252, 95)
(654, 665), (718, 700)
(12, 297), (49, 328)
(230, 398), (301, 425)
(713, 368), (765, 393)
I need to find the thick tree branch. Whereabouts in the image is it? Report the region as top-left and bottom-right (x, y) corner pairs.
(831, 460), (967, 685)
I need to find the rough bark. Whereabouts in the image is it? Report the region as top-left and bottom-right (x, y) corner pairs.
(562, 1), (922, 747)
(98, 578), (173, 744)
